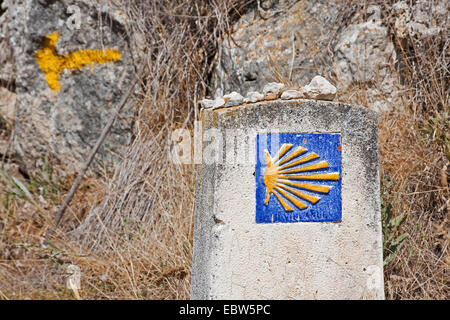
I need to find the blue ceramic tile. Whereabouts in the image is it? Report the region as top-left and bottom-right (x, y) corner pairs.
(255, 133), (342, 223)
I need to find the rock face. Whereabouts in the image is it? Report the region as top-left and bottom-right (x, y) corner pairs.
(2, 0), (137, 172)
(393, 0), (448, 39)
(332, 6), (396, 90)
(212, 0), (341, 98)
(0, 1), (15, 87)
(211, 0), (402, 112)
(200, 78), (337, 111)
(223, 91), (244, 107)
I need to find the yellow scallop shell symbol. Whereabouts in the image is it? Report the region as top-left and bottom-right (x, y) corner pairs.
(263, 143), (340, 212)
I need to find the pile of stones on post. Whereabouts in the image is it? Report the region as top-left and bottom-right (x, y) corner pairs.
(200, 75), (337, 110)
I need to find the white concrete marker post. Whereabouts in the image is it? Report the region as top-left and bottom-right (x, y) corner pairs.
(191, 99), (384, 299)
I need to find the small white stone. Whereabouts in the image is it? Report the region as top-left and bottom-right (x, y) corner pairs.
(200, 97), (226, 109)
(223, 91), (244, 107)
(213, 97), (226, 108)
(303, 76), (337, 101)
(262, 82), (285, 95)
(281, 89), (305, 100)
(244, 91), (264, 103)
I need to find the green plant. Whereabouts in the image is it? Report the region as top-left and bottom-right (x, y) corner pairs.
(420, 111), (450, 160)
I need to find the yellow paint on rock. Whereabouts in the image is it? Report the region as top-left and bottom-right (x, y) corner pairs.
(36, 32), (122, 91)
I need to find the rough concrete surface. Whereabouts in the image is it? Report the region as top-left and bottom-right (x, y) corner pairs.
(191, 99), (384, 299)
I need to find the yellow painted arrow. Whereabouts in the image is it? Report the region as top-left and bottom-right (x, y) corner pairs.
(36, 32), (122, 92)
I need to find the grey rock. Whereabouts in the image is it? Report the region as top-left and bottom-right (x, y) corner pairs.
(223, 91), (244, 107)
(332, 7), (396, 89)
(210, 0), (416, 112)
(280, 88), (304, 100)
(304, 76), (336, 101)
(200, 99), (216, 109)
(211, 0), (342, 97)
(393, 0), (447, 39)
(201, 97), (227, 109)
(212, 97), (226, 109)
(6, 0), (138, 172)
(244, 91), (264, 103)
(0, 0), (15, 86)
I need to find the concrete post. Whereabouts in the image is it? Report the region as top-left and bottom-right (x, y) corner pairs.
(191, 99), (384, 299)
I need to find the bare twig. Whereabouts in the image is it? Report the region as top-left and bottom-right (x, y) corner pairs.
(45, 68), (144, 240)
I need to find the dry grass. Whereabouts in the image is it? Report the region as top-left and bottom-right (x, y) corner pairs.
(0, 0), (448, 300)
